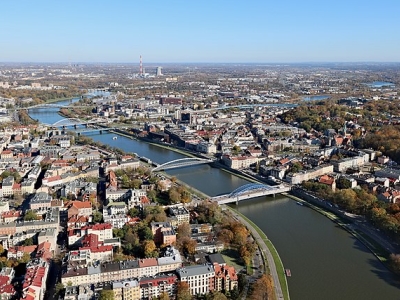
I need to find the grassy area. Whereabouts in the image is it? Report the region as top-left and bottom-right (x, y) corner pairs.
(221, 248), (245, 272)
(354, 230), (390, 262)
(226, 206), (290, 300)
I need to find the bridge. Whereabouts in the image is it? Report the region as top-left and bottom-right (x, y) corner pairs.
(42, 117), (108, 127)
(13, 103), (93, 110)
(152, 157), (214, 172)
(212, 183), (291, 204)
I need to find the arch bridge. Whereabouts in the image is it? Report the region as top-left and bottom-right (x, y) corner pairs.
(43, 118), (107, 127)
(212, 183), (291, 204)
(152, 157), (214, 172)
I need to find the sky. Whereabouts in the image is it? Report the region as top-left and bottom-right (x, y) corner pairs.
(2, 0), (400, 63)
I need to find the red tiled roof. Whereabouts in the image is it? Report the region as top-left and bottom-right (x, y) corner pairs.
(138, 258), (157, 267)
(319, 175), (335, 185)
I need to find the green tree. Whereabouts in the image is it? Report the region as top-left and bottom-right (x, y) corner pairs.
(23, 238), (34, 246)
(18, 252), (31, 263)
(24, 210), (38, 221)
(337, 177), (351, 189)
(128, 207), (140, 218)
(147, 189), (157, 202)
(92, 211), (103, 223)
(55, 283), (65, 296)
(99, 289), (114, 300)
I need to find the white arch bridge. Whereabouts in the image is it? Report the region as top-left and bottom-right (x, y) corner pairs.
(152, 158), (214, 172)
(212, 183), (291, 204)
(43, 118), (108, 127)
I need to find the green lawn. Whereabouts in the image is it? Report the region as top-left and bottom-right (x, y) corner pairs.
(221, 248), (245, 272)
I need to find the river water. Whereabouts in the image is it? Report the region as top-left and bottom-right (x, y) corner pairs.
(28, 99), (400, 299)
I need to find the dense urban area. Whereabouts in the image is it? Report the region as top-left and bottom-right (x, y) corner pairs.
(0, 62), (400, 300)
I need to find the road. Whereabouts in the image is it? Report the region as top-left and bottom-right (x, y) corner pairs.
(232, 211), (285, 300)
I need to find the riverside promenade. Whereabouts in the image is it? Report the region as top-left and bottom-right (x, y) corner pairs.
(225, 206), (288, 300)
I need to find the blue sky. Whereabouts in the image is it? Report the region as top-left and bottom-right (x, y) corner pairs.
(2, 0), (400, 63)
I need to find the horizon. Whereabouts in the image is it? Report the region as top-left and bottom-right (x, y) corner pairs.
(1, 61), (400, 65)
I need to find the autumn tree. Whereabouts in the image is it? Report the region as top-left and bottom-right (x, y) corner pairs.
(177, 282), (191, 300)
(142, 240), (157, 258)
(177, 223), (191, 239)
(144, 206), (167, 223)
(158, 292), (170, 300)
(208, 291), (228, 300)
(250, 274), (274, 300)
(169, 188), (181, 204)
(389, 254), (400, 275)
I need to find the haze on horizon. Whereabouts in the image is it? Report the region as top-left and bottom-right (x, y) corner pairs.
(2, 0), (400, 64)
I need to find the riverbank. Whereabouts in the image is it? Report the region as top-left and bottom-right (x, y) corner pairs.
(225, 205), (289, 300)
(285, 192), (396, 273)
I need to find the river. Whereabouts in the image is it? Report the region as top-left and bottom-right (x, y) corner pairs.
(28, 99), (400, 299)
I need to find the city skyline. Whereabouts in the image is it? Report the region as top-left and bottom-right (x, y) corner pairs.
(2, 0), (400, 63)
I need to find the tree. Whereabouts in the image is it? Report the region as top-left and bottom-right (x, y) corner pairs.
(232, 145), (241, 155)
(92, 211), (103, 223)
(177, 223), (191, 239)
(18, 252), (31, 263)
(209, 291), (228, 300)
(143, 240), (157, 258)
(24, 210), (38, 221)
(23, 238), (34, 246)
(250, 274), (274, 300)
(177, 282), (191, 300)
(169, 188), (181, 204)
(336, 177), (351, 190)
(158, 292), (170, 300)
(99, 289), (114, 300)
(128, 207), (140, 218)
(147, 189), (157, 202)
(389, 253), (400, 275)
(0, 244), (4, 255)
(55, 283), (65, 296)
(229, 287), (239, 300)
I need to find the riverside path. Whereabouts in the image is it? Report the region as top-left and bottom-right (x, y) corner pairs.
(228, 207), (286, 300)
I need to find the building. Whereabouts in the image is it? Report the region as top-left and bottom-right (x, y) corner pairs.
(177, 264), (215, 296)
(151, 222), (176, 246)
(221, 154), (259, 170)
(103, 202), (128, 229)
(168, 205), (190, 226)
(112, 279), (140, 300)
(66, 201), (93, 218)
(30, 192), (52, 210)
(140, 273), (177, 300)
(21, 259), (49, 300)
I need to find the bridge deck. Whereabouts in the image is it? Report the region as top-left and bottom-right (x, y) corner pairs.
(212, 185), (291, 204)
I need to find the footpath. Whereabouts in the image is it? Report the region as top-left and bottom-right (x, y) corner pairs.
(225, 206), (288, 300)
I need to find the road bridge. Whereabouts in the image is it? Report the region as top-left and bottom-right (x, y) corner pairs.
(212, 183), (291, 205)
(42, 117), (108, 127)
(152, 157), (214, 172)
